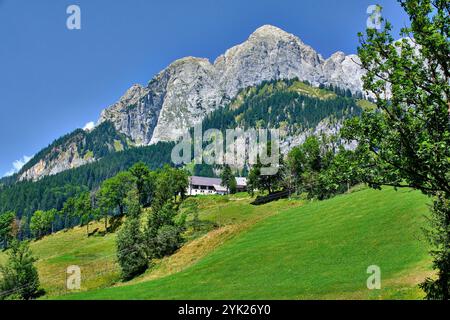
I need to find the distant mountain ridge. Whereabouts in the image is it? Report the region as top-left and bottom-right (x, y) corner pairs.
(100, 25), (364, 146)
(17, 122), (131, 181)
(14, 25), (366, 181)
(0, 80), (365, 221)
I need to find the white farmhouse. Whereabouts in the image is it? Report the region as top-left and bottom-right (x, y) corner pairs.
(187, 176), (247, 196)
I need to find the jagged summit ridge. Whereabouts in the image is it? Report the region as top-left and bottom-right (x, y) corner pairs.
(99, 24), (364, 145)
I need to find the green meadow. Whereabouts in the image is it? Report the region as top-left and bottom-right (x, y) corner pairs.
(50, 187), (432, 300)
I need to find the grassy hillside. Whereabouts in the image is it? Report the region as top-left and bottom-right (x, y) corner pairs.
(56, 187), (432, 300)
(10, 222), (118, 296)
(0, 194), (302, 298)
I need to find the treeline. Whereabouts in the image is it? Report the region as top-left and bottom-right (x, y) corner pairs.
(318, 83), (365, 100)
(201, 79), (362, 135)
(194, 78), (363, 179)
(17, 121), (131, 176)
(0, 141), (175, 236)
(247, 134), (361, 201)
(0, 162), (188, 245)
(0, 163), (191, 299)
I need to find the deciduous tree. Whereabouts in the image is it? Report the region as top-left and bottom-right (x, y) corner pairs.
(342, 0), (450, 299)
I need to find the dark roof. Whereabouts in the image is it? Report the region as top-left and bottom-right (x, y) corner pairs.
(190, 176), (222, 187)
(189, 176), (248, 188)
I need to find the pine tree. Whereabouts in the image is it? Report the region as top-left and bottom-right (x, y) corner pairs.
(220, 165), (235, 194)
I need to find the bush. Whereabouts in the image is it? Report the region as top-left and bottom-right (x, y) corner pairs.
(154, 225), (184, 258)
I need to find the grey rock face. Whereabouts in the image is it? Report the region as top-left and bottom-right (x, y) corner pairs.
(214, 25), (323, 99)
(100, 25), (365, 145)
(150, 57), (224, 144)
(322, 52), (365, 94)
(18, 132), (96, 181)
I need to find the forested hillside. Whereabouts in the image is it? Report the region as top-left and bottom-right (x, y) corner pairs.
(201, 78), (363, 136)
(0, 80), (368, 227)
(0, 142), (175, 227)
(9, 121), (133, 182)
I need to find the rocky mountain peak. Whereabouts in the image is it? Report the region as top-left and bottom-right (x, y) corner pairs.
(328, 51), (346, 62)
(99, 25), (365, 146)
(14, 25), (368, 182)
(119, 84), (147, 104)
(249, 24), (300, 41)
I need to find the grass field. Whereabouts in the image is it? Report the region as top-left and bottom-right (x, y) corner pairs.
(21, 222), (119, 296)
(57, 187), (432, 300)
(0, 193), (303, 298)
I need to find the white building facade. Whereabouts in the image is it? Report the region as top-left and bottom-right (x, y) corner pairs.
(187, 176), (247, 196)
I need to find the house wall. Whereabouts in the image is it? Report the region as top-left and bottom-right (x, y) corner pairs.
(188, 185), (218, 196)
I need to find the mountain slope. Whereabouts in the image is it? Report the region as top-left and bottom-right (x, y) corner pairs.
(0, 142), (175, 223)
(60, 187), (431, 300)
(9, 25), (366, 182)
(17, 121), (132, 181)
(0, 194), (300, 297)
(100, 25), (365, 146)
(200, 78), (362, 152)
(0, 80), (368, 221)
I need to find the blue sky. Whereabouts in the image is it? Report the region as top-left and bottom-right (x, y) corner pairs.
(0, 0), (408, 176)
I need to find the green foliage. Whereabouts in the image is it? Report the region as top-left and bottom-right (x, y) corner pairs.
(129, 162), (155, 207)
(115, 167), (188, 281)
(200, 79), (362, 138)
(74, 192), (97, 235)
(318, 147), (364, 196)
(116, 216), (147, 281)
(341, 0), (450, 299)
(152, 166), (189, 212)
(0, 240), (40, 300)
(61, 197), (77, 230)
(420, 194), (450, 299)
(248, 142), (285, 196)
(0, 142), (175, 233)
(147, 204), (177, 237)
(153, 225), (184, 258)
(220, 165), (236, 194)
(0, 211), (15, 249)
(29, 209), (56, 239)
(284, 134), (366, 200)
(247, 159), (261, 197)
(193, 164), (215, 177)
(98, 171), (136, 218)
(287, 135), (334, 198)
(117, 190), (148, 280)
(146, 203), (184, 259)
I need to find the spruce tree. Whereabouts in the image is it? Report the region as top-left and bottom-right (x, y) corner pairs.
(220, 165), (235, 194)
